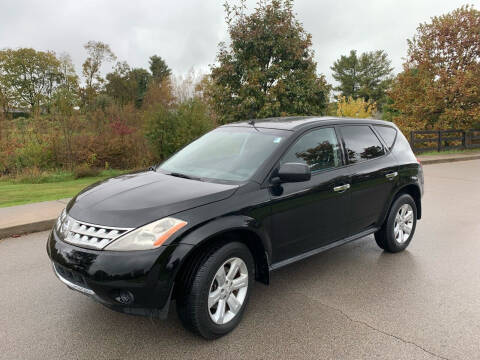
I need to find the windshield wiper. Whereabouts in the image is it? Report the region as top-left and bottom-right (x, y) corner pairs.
(168, 172), (201, 181)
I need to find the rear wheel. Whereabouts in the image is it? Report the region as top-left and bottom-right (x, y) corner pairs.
(176, 242), (254, 339)
(375, 194), (417, 253)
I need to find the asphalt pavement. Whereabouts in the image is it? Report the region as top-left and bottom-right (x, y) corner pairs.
(1, 160), (480, 360)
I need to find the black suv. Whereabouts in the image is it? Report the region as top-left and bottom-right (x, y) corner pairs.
(47, 117), (423, 339)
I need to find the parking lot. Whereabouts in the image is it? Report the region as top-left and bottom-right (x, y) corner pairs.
(1, 160), (479, 360)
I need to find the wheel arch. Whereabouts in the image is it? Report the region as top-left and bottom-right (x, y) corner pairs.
(172, 217), (271, 299)
(383, 183), (422, 224)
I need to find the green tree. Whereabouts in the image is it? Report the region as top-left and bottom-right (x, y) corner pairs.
(0, 76), (13, 114)
(144, 97), (214, 160)
(105, 62), (152, 108)
(105, 61), (136, 106)
(389, 5), (480, 132)
(82, 41), (116, 108)
(129, 68), (151, 107)
(149, 55), (171, 83)
(331, 50), (393, 108)
(331, 50), (360, 99)
(0, 48), (62, 114)
(53, 53), (80, 115)
(207, 0), (331, 123)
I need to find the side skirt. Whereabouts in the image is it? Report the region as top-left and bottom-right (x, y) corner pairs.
(269, 227), (379, 271)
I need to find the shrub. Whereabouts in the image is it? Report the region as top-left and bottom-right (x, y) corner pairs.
(144, 97), (215, 161)
(73, 164), (101, 179)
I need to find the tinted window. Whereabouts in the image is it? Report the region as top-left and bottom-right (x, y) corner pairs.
(281, 128), (342, 171)
(341, 125), (385, 163)
(375, 125), (397, 149)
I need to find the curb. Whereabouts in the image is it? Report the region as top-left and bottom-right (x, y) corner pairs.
(1, 155), (479, 240)
(0, 219), (56, 239)
(419, 154), (480, 165)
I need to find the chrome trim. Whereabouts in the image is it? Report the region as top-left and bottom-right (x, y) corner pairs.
(333, 184), (350, 192)
(53, 264), (94, 296)
(385, 171), (398, 180)
(59, 215), (134, 250)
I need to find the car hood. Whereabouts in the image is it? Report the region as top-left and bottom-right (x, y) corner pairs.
(67, 171), (238, 228)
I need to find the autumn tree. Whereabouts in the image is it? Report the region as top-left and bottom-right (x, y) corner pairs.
(389, 5), (480, 132)
(207, 0), (331, 123)
(336, 96), (376, 118)
(0, 48), (63, 114)
(331, 50), (393, 108)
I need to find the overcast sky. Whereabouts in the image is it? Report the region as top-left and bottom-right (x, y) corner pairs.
(0, 0), (471, 84)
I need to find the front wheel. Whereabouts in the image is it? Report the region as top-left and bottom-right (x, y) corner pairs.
(375, 193), (417, 253)
(176, 242), (254, 339)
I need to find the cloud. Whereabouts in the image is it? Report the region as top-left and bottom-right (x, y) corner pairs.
(0, 0), (470, 84)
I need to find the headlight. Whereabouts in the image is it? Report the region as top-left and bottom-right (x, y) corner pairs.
(55, 209), (66, 230)
(104, 217), (187, 251)
(55, 209), (69, 237)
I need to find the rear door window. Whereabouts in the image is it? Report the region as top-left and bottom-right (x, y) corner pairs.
(375, 125), (397, 150)
(340, 125), (385, 164)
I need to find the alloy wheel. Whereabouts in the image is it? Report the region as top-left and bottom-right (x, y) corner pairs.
(394, 203), (414, 243)
(208, 257), (248, 325)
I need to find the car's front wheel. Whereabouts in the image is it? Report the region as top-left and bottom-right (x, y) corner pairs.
(176, 241), (254, 339)
(375, 193), (417, 253)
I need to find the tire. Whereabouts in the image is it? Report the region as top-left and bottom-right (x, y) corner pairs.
(375, 193), (417, 253)
(176, 241), (254, 339)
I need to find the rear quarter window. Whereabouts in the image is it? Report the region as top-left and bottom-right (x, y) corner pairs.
(340, 125), (385, 164)
(375, 125), (397, 150)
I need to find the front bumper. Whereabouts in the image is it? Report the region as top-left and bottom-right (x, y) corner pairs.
(47, 229), (192, 318)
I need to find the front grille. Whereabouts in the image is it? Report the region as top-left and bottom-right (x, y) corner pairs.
(62, 216), (133, 250)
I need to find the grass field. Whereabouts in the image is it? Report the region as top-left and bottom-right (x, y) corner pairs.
(0, 170), (127, 208)
(417, 148), (480, 156)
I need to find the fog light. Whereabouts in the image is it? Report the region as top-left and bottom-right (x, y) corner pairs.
(114, 290), (134, 305)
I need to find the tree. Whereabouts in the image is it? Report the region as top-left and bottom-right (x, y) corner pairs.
(54, 53), (80, 115)
(207, 0), (331, 123)
(336, 96), (376, 118)
(144, 97), (214, 160)
(82, 41), (116, 108)
(331, 50), (393, 108)
(0, 77), (14, 115)
(389, 5), (480, 132)
(149, 55), (171, 83)
(331, 50), (359, 99)
(58, 53), (78, 92)
(129, 68), (151, 107)
(0, 48), (62, 114)
(105, 62), (152, 108)
(105, 61), (136, 106)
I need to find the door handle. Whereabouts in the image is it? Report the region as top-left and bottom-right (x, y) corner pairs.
(333, 184), (350, 192)
(385, 172), (398, 180)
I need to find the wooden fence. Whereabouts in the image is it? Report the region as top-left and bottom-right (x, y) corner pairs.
(410, 129), (480, 153)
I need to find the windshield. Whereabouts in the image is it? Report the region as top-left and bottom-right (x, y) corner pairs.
(158, 127), (287, 182)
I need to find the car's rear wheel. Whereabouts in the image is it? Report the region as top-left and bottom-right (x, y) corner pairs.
(375, 193), (417, 253)
(176, 241), (254, 339)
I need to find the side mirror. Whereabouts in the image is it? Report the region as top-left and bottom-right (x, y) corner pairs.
(277, 162), (311, 183)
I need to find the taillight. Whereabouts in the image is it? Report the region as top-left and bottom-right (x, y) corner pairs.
(416, 157), (421, 164)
